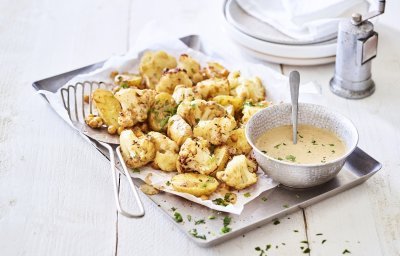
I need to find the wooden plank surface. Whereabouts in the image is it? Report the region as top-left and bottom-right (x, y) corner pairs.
(0, 0), (399, 255)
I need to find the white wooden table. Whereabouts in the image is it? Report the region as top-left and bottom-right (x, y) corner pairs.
(1, 0), (399, 255)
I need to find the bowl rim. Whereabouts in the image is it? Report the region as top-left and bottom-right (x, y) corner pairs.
(245, 102), (359, 167)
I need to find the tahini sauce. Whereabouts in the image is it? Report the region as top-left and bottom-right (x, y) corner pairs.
(256, 125), (346, 164)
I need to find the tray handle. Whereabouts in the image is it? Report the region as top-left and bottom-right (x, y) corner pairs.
(100, 142), (145, 218)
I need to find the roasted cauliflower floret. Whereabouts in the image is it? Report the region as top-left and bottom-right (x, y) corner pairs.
(148, 131), (179, 172)
(227, 70), (241, 89)
(114, 73), (144, 89)
(195, 78), (230, 99)
(167, 114), (193, 146)
(214, 145), (230, 173)
(177, 99), (226, 127)
(139, 51), (177, 89)
(172, 85), (196, 104)
(225, 128), (252, 155)
(242, 101), (269, 124)
(177, 137), (218, 175)
(120, 130), (156, 169)
(193, 115), (237, 145)
(177, 54), (203, 84)
(115, 88), (157, 128)
(202, 62), (229, 79)
(148, 92), (177, 132)
(231, 76), (265, 103)
(155, 68), (192, 94)
(216, 155), (258, 190)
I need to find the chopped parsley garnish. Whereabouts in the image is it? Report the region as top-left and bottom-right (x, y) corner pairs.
(261, 196), (268, 201)
(283, 204), (289, 208)
(171, 207), (176, 211)
(294, 230), (299, 232)
(278, 157), (283, 160)
(189, 229), (206, 240)
(187, 215), (192, 222)
(329, 144), (335, 146)
(266, 244), (271, 250)
(166, 181), (171, 186)
(221, 216), (232, 234)
(212, 198), (229, 206)
(132, 168), (140, 173)
(120, 83), (129, 89)
(285, 155), (296, 162)
(261, 150), (267, 154)
(273, 219), (280, 225)
(255, 247), (261, 251)
(208, 216), (216, 220)
(303, 248), (311, 253)
(244, 192), (251, 197)
(283, 143), (287, 146)
(316, 233), (323, 236)
(299, 134), (304, 138)
(224, 192), (233, 202)
(195, 219), (206, 225)
(174, 212), (183, 223)
(322, 239), (327, 244)
(342, 249), (351, 254)
(301, 240), (308, 244)
(332, 150), (336, 153)
(307, 150), (311, 153)
(312, 140), (317, 145)
(274, 144), (282, 149)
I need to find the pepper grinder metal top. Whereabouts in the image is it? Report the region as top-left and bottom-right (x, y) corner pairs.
(330, 0), (386, 99)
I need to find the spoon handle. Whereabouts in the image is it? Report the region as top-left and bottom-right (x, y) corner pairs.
(290, 71), (300, 144)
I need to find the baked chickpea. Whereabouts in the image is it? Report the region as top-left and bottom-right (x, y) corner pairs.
(117, 126), (125, 135)
(85, 114), (103, 128)
(84, 95), (89, 103)
(107, 125), (117, 135)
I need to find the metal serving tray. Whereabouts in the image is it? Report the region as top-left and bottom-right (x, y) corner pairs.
(33, 36), (382, 247)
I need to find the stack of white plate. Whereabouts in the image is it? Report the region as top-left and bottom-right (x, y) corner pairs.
(223, 0), (337, 65)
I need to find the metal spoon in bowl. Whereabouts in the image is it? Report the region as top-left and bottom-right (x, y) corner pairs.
(289, 71), (300, 144)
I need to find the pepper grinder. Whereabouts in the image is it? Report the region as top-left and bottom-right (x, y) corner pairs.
(330, 0), (386, 99)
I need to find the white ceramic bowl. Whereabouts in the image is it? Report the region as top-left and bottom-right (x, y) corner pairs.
(245, 103), (359, 188)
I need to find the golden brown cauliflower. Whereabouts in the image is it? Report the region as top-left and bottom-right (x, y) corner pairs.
(195, 78), (230, 99)
(177, 54), (203, 84)
(202, 62), (229, 79)
(225, 128), (252, 155)
(148, 131), (179, 172)
(115, 88), (157, 128)
(177, 137), (218, 175)
(172, 85), (196, 104)
(216, 155), (258, 190)
(227, 70), (241, 89)
(167, 114), (193, 146)
(231, 76), (265, 103)
(193, 115), (237, 145)
(139, 51), (177, 89)
(120, 130), (156, 169)
(148, 92), (177, 132)
(176, 99), (226, 127)
(155, 68), (192, 94)
(241, 101), (269, 124)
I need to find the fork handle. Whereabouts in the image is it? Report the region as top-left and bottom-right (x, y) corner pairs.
(100, 142), (145, 218)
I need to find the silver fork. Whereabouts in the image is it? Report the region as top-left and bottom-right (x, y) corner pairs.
(61, 81), (145, 218)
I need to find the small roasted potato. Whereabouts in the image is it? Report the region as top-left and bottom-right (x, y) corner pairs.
(216, 155), (257, 190)
(202, 62), (229, 79)
(177, 54), (203, 84)
(214, 145), (230, 173)
(114, 73), (144, 89)
(172, 85), (196, 104)
(148, 131), (179, 172)
(120, 130), (156, 169)
(242, 101), (269, 124)
(177, 137), (218, 175)
(148, 92), (177, 132)
(193, 115), (237, 145)
(195, 78), (230, 99)
(92, 89), (121, 128)
(156, 68), (192, 94)
(167, 114), (193, 146)
(231, 76), (265, 103)
(139, 51), (177, 89)
(115, 88), (157, 128)
(212, 95), (243, 113)
(177, 99), (226, 127)
(171, 173), (219, 197)
(225, 128), (252, 155)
